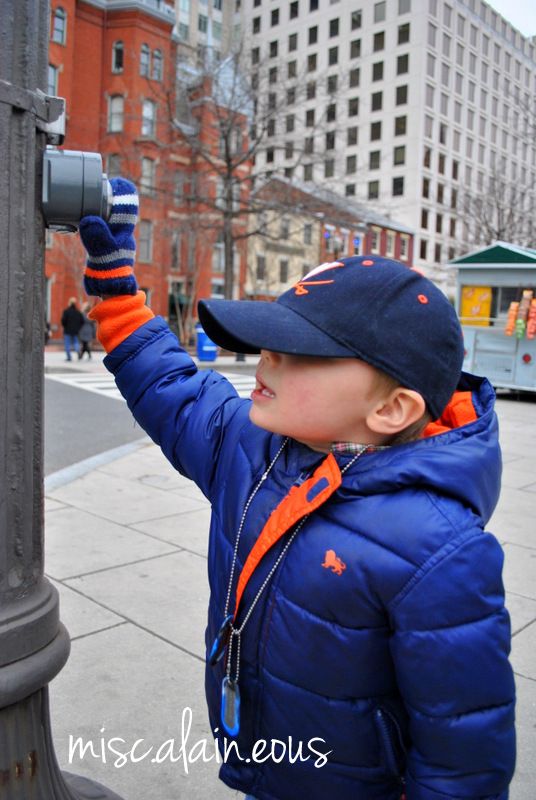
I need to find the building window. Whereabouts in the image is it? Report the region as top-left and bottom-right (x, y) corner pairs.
(252, 16), (261, 33)
(306, 109), (315, 127)
(290, 1), (299, 18)
(303, 164), (313, 181)
(346, 155), (357, 173)
(368, 180), (380, 199)
(108, 95), (124, 132)
(422, 177), (430, 198)
(350, 39), (361, 58)
(286, 114), (295, 132)
(397, 54), (409, 74)
(285, 141), (294, 159)
(112, 41), (124, 73)
(396, 85), (408, 105)
(346, 184), (356, 197)
(198, 13), (208, 32)
(178, 22), (189, 40)
(271, 8), (279, 26)
(369, 121), (381, 141)
(434, 243), (441, 262)
(348, 98), (359, 116)
(140, 44), (150, 76)
(326, 103), (336, 121)
(371, 91), (382, 111)
(280, 217), (290, 239)
(419, 239), (428, 260)
(369, 150), (381, 169)
(47, 64), (58, 96)
(392, 176), (404, 196)
(399, 0), (411, 12)
(394, 115), (406, 135)
(326, 131), (336, 150)
(138, 220), (153, 263)
(289, 33), (298, 51)
(374, 2), (386, 22)
(269, 66), (278, 84)
(421, 209), (429, 228)
(370, 228), (381, 252)
(329, 46), (338, 65)
(435, 213), (443, 234)
(398, 22), (410, 43)
(400, 234), (409, 260)
(373, 32), (385, 51)
(308, 53), (317, 71)
(347, 126), (358, 145)
(256, 254), (266, 281)
(386, 231), (395, 257)
(140, 158), (155, 196)
(141, 99), (156, 137)
(330, 18), (339, 36)
(106, 153), (122, 178)
(372, 62), (384, 81)
(349, 67), (360, 87)
(309, 26), (318, 45)
(279, 259), (289, 283)
(327, 75), (338, 94)
(393, 145), (405, 165)
(152, 49), (163, 81)
(303, 223), (313, 244)
(51, 7), (66, 45)
(351, 9), (362, 29)
(324, 159), (335, 178)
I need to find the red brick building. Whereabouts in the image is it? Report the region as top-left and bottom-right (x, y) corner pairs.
(46, 0), (249, 342)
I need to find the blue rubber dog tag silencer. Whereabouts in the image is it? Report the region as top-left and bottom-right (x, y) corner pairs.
(221, 677), (240, 736)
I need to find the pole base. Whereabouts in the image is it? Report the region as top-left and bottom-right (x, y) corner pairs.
(0, 687), (125, 799)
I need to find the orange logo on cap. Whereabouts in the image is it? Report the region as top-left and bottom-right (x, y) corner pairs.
(294, 261), (344, 296)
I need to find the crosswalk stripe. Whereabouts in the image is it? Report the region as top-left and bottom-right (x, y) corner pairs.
(45, 371), (256, 401)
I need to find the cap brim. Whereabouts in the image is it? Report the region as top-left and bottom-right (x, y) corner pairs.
(198, 299), (355, 357)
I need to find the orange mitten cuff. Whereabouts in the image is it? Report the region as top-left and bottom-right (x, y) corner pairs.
(88, 291), (155, 353)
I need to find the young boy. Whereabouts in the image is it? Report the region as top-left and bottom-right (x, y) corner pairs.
(80, 180), (515, 800)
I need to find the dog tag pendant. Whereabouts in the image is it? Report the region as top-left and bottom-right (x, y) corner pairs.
(208, 614), (233, 666)
(221, 676), (241, 736)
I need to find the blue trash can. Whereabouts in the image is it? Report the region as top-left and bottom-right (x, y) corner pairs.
(195, 324), (218, 362)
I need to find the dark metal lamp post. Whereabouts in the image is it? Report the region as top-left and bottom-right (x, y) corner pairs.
(0, 2), (124, 797)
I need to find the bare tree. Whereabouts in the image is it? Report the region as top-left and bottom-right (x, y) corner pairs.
(168, 44), (351, 300)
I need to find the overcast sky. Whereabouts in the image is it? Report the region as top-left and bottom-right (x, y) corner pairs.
(486, 0), (536, 38)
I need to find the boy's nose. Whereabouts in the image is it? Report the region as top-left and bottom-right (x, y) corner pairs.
(260, 349), (281, 366)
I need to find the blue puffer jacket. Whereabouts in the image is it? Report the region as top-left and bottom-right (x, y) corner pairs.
(105, 317), (516, 800)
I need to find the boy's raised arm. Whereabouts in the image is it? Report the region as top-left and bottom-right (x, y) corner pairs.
(389, 527), (516, 799)
(79, 179), (250, 499)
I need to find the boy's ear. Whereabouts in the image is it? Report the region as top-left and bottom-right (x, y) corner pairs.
(367, 387), (426, 436)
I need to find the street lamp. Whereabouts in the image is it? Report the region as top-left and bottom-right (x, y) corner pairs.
(0, 2), (123, 797)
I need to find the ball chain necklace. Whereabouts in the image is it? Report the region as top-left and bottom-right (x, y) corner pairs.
(208, 437), (369, 737)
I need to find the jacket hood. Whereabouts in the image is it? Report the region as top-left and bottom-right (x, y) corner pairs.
(328, 373), (501, 526)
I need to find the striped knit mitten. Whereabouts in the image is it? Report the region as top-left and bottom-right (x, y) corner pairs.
(79, 178), (139, 297)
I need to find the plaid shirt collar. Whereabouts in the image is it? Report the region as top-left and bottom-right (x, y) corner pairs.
(330, 442), (391, 456)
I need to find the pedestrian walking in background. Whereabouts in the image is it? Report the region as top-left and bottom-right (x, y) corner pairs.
(60, 297), (83, 361)
(78, 303), (96, 360)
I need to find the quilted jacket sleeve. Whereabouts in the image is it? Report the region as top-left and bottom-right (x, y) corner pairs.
(389, 526), (516, 799)
(103, 316), (251, 501)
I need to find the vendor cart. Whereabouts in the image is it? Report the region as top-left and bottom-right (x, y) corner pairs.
(449, 242), (536, 392)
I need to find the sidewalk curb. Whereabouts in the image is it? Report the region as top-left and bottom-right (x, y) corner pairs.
(44, 436), (151, 493)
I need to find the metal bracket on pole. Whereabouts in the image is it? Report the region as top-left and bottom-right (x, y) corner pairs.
(0, 80), (65, 143)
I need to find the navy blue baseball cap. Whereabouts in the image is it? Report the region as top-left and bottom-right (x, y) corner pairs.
(198, 256), (464, 418)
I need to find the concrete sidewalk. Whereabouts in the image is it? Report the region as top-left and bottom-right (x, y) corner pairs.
(44, 384), (536, 799)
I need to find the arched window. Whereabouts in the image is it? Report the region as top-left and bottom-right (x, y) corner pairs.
(152, 49), (163, 81)
(108, 95), (124, 132)
(51, 7), (66, 45)
(112, 41), (124, 73)
(140, 44), (150, 77)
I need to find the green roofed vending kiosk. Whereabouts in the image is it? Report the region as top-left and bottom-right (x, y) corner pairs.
(449, 242), (536, 393)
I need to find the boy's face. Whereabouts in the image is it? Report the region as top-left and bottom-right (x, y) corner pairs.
(250, 350), (387, 452)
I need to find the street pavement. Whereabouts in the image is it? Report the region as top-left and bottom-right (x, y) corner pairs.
(44, 349), (536, 799)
